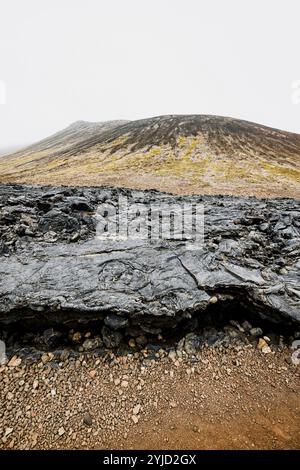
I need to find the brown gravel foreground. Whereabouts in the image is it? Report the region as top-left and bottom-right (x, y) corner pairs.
(0, 345), (299, 450)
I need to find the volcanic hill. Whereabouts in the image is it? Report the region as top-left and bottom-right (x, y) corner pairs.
(0, 115), (299, 198)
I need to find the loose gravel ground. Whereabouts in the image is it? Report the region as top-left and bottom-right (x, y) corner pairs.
(0, 342), (299, 450)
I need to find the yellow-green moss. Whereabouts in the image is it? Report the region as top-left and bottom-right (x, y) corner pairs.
(182, 138), (199, 160)
(261, 162), (300, 181)
(177, 135), (187, 148)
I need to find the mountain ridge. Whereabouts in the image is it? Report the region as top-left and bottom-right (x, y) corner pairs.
(0, 114), (299, 198)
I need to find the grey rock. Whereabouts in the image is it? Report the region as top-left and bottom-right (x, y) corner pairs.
(242, 320), (252, 332)
(213, 333), (231, 348)
(101, 326), (123, 349)
(249, 327), (263, 337)
(224, 326), (240, 338)
(0, 240), (9, 255)
(38, 209), (80, 233)
(83, 412), (93, 426)
(37, 328), (62, 349)
(60, 349), (70, 361)
(104, 314), (128, 330)
(82, 338), (102, 351)
(177, 333), (204, 355)
(22, 350), (41, 364)
(65, 197), (93, 212)
(0, 184), (299, 332)
(183, 333), (204, 355)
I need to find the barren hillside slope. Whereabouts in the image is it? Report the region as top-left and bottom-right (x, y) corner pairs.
(1, 115), (299, 197)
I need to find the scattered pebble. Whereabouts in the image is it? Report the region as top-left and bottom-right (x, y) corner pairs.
(0, 320), (297, 450)
(133, 404), (141, 415)
(8, 356), (22, 368)
(32, 380), (39, 390)
(250, 328), (263, 338)
(83, 412), (93, 427)
(257, 338), (268, 350)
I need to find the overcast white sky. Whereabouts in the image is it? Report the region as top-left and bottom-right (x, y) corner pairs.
(0, 0), (300, 147)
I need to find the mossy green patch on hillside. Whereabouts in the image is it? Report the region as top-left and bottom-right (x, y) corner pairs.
(261, 162), (300, 181)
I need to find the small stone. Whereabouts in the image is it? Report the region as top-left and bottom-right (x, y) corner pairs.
(250, 327), (263, 338)
(121, 380), (128, 388)
(31, 432), (38, 447)
(168, 350), (177, 361)
(70, 232), (80, 242)
(128, 338), (136, 348)
(262, 345), (272, 354)
(232, 358), (241, 367)
(102, 326), (123, 349)
(133, 404), (141, 415)
(259, 223), (269, 232)
(60, 349), (70, 362)
(131, 415), (139, 424)
(82, 338), (101, 351)
(32, 380), (39, 390)
(41, 353), (52, 364)
(257, 338), (268, 350)
(170, 401), (177, 408)
(8, 356), (22, 367)
(71, 331), (82, 344)
(229, 320), (244, 332)
(89, 370), (97, 379)
(114, 378), (121, 386)
(83, 412), (93, 426)
(242, 320), (252, 332)
(40, 328), (62, 348)
(279, 267), (288, 275)
(209, 296), (218, 304)
(5, 428), (13, 437)
(7, 392), (13, 400)
(183, 333), (203, 355)
(58, 427), (65, 436)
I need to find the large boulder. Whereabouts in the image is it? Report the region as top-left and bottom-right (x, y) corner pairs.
(0, 184), (299, 327)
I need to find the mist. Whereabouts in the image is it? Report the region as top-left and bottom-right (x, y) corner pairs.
(0, 0), (300, 148)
